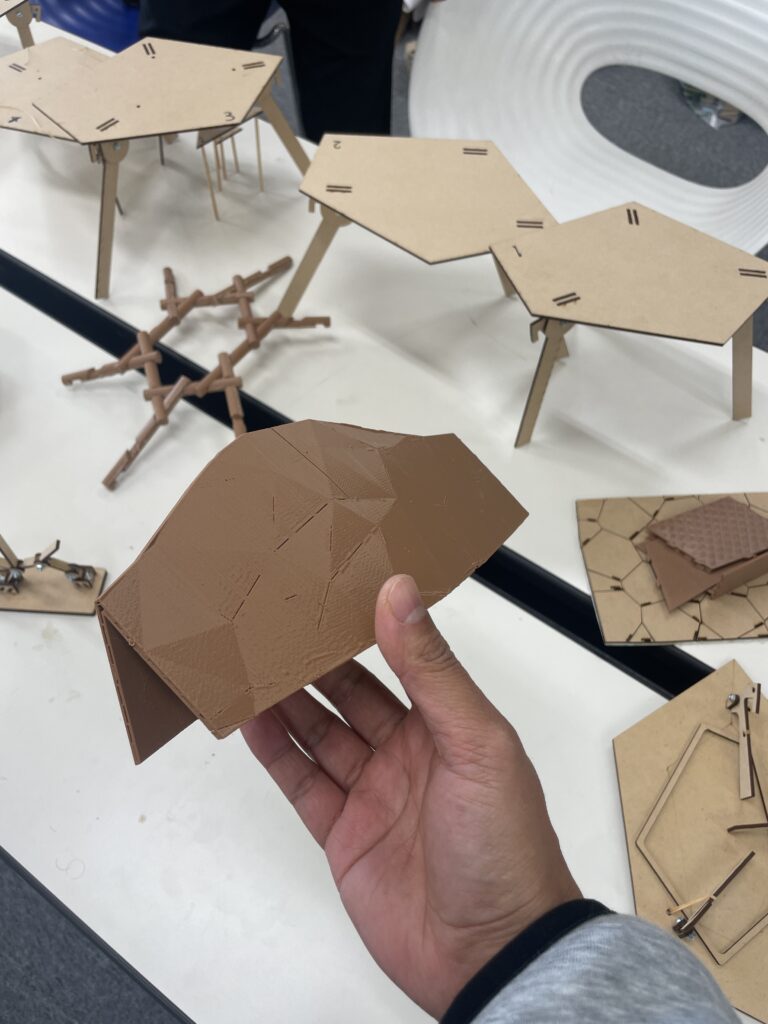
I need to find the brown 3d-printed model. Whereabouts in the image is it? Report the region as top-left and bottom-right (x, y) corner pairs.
(271, 135), (555, 321)
(1, 36), (308, 297)
(98, 420), (527, 763)
(0, 533), (106, 614)
(0, 1), (39, 48)
(492, 204), (768, 446)
(614, 660), (768, 1023)
(61, 259), (330, 489)
(577, 493), (768, 644)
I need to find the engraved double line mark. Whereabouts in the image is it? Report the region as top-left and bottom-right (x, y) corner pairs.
(8, 63), (26, 72)
(242, 60), (266, 69)
(462, 146), (488, 156)
(142, 42), (156, 57)
(516, 219), (544, 229)
(553, 291), (580, 307)
(326, 184), (352, 194)
(739, 267), (767, 278)
(626, 207), (640, 225)
(96, 117), (120, 133)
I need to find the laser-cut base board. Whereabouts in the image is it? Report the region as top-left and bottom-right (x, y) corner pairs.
(0, 565), (107, 615)
(614, 660), (768, 1023)
(577, 493), (768, 644)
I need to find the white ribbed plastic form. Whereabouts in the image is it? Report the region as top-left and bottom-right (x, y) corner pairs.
(410, 0), (768, 252)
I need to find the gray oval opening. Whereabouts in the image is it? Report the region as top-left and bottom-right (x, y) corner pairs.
(581, 65), (768, 188)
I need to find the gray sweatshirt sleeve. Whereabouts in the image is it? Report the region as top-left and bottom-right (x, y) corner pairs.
(441, 902), (738, 1024)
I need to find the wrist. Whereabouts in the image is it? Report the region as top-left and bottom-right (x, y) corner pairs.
(440, 899), (613, 1024)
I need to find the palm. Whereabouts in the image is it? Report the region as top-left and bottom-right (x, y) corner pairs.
(326, 709), (443, 1002)
(243, 577), (580, 1019)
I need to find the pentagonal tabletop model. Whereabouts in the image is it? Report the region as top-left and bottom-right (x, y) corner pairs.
(0, 37), (107, 139)
(492, 204), (768, 446)
(31, 37), (282, 143)
(614, 660), (768, 1024)
(492, 203), (768, 344)
(98, 420), (527, 763)
(300, 135), (555, 264)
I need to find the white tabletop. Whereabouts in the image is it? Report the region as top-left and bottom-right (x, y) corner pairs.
(2, 22), (766, 681)
(0, 290), (671, 1023)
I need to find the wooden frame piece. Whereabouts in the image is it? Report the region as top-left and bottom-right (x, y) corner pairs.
(636, 723), (768, 965)
(615, 661), (768, 1023)
(63, 260), (329, 488)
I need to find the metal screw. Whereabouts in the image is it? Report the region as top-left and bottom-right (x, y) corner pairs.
(673, 915), (692, 937)
(726, 693), (740, 709)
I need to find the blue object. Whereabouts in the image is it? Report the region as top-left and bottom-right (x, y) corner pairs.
(41, 0), (140, 52)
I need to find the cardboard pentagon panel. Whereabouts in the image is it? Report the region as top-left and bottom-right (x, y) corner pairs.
(577, 493), (768, 644)
(614, 661), (768, 1022)
(300, 135), (555, 264)
(492, 204), (768, 344)
(98, 421), (527, 763)
(0, 38), (107, 139)
(33, 38), (281, 143)
(0, 1), (27, 15)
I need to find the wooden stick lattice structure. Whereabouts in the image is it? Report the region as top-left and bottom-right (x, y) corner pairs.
(61, 257), (330, 489)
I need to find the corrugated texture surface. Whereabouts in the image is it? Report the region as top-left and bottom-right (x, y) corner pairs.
(410, 0), (768, 251)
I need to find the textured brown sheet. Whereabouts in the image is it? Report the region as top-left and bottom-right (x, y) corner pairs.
(98, 420), (527, 763)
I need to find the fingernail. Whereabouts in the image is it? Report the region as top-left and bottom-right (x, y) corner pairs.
(387, 575), (426, 625)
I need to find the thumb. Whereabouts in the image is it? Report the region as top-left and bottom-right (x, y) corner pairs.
(375, 575), (501, 760)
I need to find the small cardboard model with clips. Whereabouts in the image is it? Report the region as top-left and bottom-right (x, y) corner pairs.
(492, 204), (768, 446)
(0, 36), (307, 298)
(577, 492), (768, 645)
(615, 660), (768, 1023)
(98, 420), (527, 763)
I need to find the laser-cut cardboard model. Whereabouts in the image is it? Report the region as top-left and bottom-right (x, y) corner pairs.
(615, 660), (768, 1023)
(97, 420), (528, 763)
(1, 1), (39, 48)
(0, 533), (106, 614)
(61, 259), (329, 489)
(492, 204), (768, 446)
(577, 492), (768, 645)
(270, 135), (555, 321)
(0, 36), (308, 297)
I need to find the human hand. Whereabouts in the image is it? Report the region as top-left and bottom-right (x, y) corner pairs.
(242, 575), (580, 1019)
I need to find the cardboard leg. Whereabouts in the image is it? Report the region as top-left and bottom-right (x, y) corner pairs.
(277, 208), (345, 318)
(515, 322), (566, 447)
(214, 141), (223, 189)
(231, 136), (240, 174)
(201, 147), (220, 221)
(254, 117), (264, 192)
(95, 141), (129, 300)
(732, 317), (753, 420)
(259, 88), (310, 175)
(13, 2), (34, 47)
(493, 254), (516, 299)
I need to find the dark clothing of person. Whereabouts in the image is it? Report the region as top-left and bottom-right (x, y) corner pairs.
(139, 0), (403, 142)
